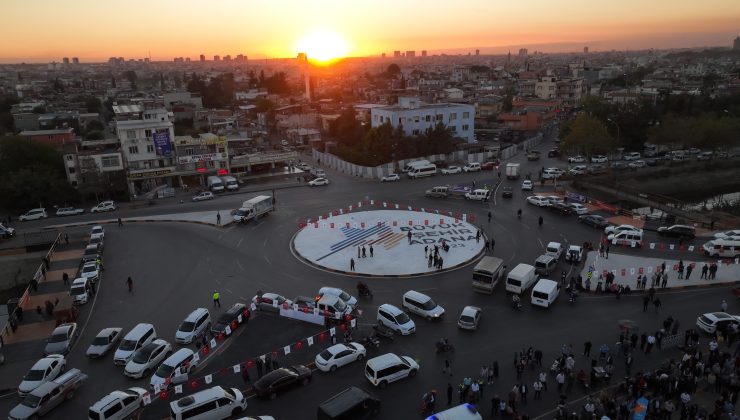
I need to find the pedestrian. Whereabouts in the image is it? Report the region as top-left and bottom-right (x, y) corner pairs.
(701, 263), (709, 279)
(492, 395), (501, 417)
(555, 371), (565, 393)
(625, 353), (633, 374)
(583, 341), (592, 357)
(361, 246), (366, 258)
(605, 245), (609, 258)
(216, 212), (221, 225)
(64, 233), (69, 245)
(15, 306), (23, 322)
(654, 297), (661, 313)
(428, 254), (433, 268)
(648, 287), (655, 301)
(640, 333), (647, 351)
(661, 273), (668, 288)
(599, 244), (604, 257)
(685, 264), (693, 279)
(256, 356), (264, 378)
(534, 348), (542, 366)
(212, 290), (221, 307)
(487, 364), (494, 384)
(538, 216), (543, 227)
(126, 276), (133, 292)
(519, 383), (527, 404)
(358, 246), (361, 258)
(118, 217), (123, 227)
(488, 211), (492, 223)
(661, 261), (666, 275)
(645, 335), (655, 353)
(677, 261), (684, 279)
(62, 272), (69, 285)
(643, 296), (650, 312)
(424, 245), (428, 257)
(476, 230), (481, 243)
(241, 365), (251, 384)
(272, 354), (279, 370)
(438, 257), (444, 271)
(447, 383), (453, 406)
(265, 354), (272, 373)
(538, 371), (547, 391)
(641, 275), (647, 289)
(407, 231), (412, 244)
(369, 245), (373, 257)
(533, 380), (543, 400)
(443, 358), (452, 375)
(350, 258), (355, 271)
(710, 262), (717, 280)
(722, 299), (728, 312)
(490, 237), (495, 251)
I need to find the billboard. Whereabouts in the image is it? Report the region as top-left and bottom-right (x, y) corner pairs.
(152, 131), (172, 157)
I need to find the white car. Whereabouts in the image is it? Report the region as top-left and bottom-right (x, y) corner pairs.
(628, 160), (646, 168)
(80, 261), (100, 283)
(521, 180), (533, 191)
(315, 343), (367, 372)
(18, 355), (66, 396)
(56, 207), (84, 216)
(715, 230), (740, 240)
(86, 327), (123, 358)
(441, 166), (462, 175)
(545, 242), (564, 260)
(457, 306), (481, 330)
(309, 177), (329, 186)
(91, 201), (116, 213)
(591, 155), (608, 163)
(542, 168), (564, 179)
(296, 163), (311, 171)
(526, 196), (550, 207)
(252, 293), (292, 312)
(565, 245), (584, 263)
(88, 388), (148, 420)
(19, 208), (48, 221)
(90, 225), (105, 240)
(568, 203), (589, 215)
(124, 339), (172, 379)
(381, 173), (400, 182)
(696, 312), (740, 334)
(544, 195), (564, 206)
(623, 152), (641, 161)
(569, 165), (587, 175)
(192, 191), (215, 202)
(462, 163), (481, 172)
(604, 224), (643, 235)
(568, 156), (585, 163)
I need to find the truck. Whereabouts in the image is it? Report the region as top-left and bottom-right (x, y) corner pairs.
(207, 176), (225, 193)
(232, 195), (274, 223)
(505, 163), (520, 179)
(220, 176), (239, 191)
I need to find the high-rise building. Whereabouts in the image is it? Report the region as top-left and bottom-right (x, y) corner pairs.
(393, 50), (401, 58)
(62, 57), (70, 65)
(381, 53), (386, 58)
(185, 57), (191, 62)
(475, 49), (480, 56)
(734, 37), (740, 51)
(297, 52), (307, 62)
(518, 48), (528, 57)
(223, 55), (231, 61)
(236, 54), (245, 62)
(583, 46), (589, 54)
(199, 54), (205, 62)
(421, 50), (427, 57)
(406, 50), (415, 58)
(72, 57), (79, 64)
(213, 55), (220, 61)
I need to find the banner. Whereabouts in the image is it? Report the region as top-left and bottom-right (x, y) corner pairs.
(153, 131), (173, 157)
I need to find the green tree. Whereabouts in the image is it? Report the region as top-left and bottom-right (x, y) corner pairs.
(123, 70), (137, 90)
(561, 114), (616, 155)
(384, 64), (401, 78)
(84, 96), (102, 113)
(85, 130), (104, 140)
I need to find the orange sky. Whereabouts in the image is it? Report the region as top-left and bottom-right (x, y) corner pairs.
(1, 0), (739, 63)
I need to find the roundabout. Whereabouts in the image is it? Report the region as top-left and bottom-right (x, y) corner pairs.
(291, 209), (486, 276)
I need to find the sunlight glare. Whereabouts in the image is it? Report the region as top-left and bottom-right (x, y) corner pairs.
(296, 29), (349, 63)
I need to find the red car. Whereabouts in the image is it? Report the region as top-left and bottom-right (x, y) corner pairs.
(481, 161), (497, 170)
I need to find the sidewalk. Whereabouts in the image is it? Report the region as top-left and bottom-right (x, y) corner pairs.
(46, 209), (240, 230)
(580, 251), (740, 290)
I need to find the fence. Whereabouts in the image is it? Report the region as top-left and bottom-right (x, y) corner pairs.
(312, 134), (543, 179)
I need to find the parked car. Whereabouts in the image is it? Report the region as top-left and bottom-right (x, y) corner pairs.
(56, 207), (84, 216)
(380, 173), (400, 182)
(80, 261), (100, 283)
(696, 312), (740, 334)
(547, 148), (559, 157)
(657, 224), (696, 240)
(0, 223), (16, 239)
(604, 224), (642, 235)
(441, 166), (462, 175)
(579, 214), (608, 229)
(296, 163), (311, 171)
(526, 196), (550, 207)
(44, 323), (78, 356)
(457, 306), (482, 330)
(211, 303), (250, 337)
(481, 161), (497, 170)
(588, 164), (607, 174)
(501, 186), (513, 198)
(697, 152), (713, 161)
(192, 191), (215, 202)
(90, 225), (105, 240)
(611, 162), (628, 170)
(565, 245), (584, 264)
(568, 203), (589, 215)
(89, 235), (104, 251)
(545, 242), (564, 260)
(309, 177), (329, 186)
(315, 343), (367, 372)
(623, 152), (641, 161)
(86, 328), (122, 358)
(521, 180), (533, 191)
(569, 165), (587, 175)
(91, 201), (116, 213)
(19, 208), (48, 221)
(88, 387), (148, 420)
(628, 160), (646, 169)
(591, 155), (608, 163)
(462, 162), (481, 172)
(568, 156), (585, 163)
(124, 339), (172, 379)
(11, 368), (87, 419)
(714, 230), (740, 240)
(18, 355), (66, 396)
(548, 203), (572, 215)
(252, 293), (292, 313)
(253, 365), (312, 399)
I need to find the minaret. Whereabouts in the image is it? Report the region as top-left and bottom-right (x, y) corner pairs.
(297, 52), (311, 101)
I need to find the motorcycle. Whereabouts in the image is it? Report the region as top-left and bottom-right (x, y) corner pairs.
(435, 339), (455, 354)
(512, 296), (522, 310)
(361, 334), (381, 349)
(356, 283), (373, 299)
(568, 293), (577, 305)
(420, 390), (438, 415)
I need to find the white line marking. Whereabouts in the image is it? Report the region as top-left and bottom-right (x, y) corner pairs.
(538, 238), (544, 248)
(225, 288), (233, 294)
(236, 237), (244, 248)
(236, 260), (245, 271)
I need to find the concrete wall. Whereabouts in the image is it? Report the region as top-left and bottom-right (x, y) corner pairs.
(0, 251), (47, 291)
(312, 133), (542, 179)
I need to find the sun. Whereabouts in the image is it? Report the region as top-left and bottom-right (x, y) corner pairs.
(296, 29), (349, 64)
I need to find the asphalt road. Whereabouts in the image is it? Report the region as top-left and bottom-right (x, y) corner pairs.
(1, 133), (731, 419)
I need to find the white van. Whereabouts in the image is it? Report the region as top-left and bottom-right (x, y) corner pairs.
(364, 353), (419, 388)
(464, 189), (491, 201)
(175, 308), (211, 345)
(407, 164), (437, 179)
(377, 304), (415, 335)
(428, 403), (484, 420)
(531, 279), (560, 308)
(608, 230), (643, 248)
(534, 254), (557, 275)
(505, 264), (538, 295)
(169, 386), (247, 420)
(545, 242), (564, 260)
(88, 387), (148, 420)
(319, 287), (358, 308)
(114, 324), (157, 365)
(207, 176), (225, 193)
(70, 278), (91, 305)
(150, 348), (198, 390)
(703, 239), (740, 258)
(472, 256), (506, 294)
(403, 160), (431, 173)
(220, 176), (239, 191)
(402, 290), (445, 320)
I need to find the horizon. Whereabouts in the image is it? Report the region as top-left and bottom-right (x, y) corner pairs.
(1, 0), (739, 64)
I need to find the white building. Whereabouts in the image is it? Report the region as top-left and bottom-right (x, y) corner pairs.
(370, 97), (476, 143)
(116, 108), (176, 196)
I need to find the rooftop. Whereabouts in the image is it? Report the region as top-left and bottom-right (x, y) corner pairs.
(19, 128), (74, 136)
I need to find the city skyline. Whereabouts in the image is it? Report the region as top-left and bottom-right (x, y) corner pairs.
(1, 0), (740, 63)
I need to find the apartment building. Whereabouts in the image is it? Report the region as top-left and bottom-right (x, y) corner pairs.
(370, 97), (476, 142)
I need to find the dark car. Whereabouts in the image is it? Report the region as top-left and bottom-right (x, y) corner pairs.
(547, 148), (559, 157)
(481, 161), (497, 170)
(548, 203), (572, 215)
(501, 186), (513, 198)
(578, 214), (609, 228)
(254, 365), (312, 399)
(657, 225), (696, 240)
(210, 303), (250, 337)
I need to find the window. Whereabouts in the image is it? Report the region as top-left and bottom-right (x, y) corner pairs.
(412, 129), (420, 135)
(398, 118), (403, 125)
(436, 114), (443, 121)
(182, 401), (218, 418)
(126, 130), (137, 139)
(425, 115), (431, 122)
(103, 402), (123, 417)
(144, 129), (152, 138)
(414, 115), (419, 123)
(185, 148), (194, 156)
(462, 124), (469, 131)
(147, 145), (155, 153)
(463, 111), (470, 118)
(449, 113), (457, 121)
(68, 167), (76, 174)
(66, 155), (73, 161)
(128, 146), (139, 154)
(101, 156), (120, 168)
(451, 126), (457, 132)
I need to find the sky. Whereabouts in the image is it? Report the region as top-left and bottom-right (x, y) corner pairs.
(1, 0), (739, 63)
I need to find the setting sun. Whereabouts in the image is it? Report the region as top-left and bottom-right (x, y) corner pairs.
(295, 29), (350, 63)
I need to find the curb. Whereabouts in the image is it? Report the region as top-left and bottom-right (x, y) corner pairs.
(581, 279), (740, 295)
(42, 219), (234, 230)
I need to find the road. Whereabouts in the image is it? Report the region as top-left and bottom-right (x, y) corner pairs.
(0, 132), (729, 419)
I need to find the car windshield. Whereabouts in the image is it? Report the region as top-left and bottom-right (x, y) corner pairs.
(50, 333), (68, 343)
(92, 336), (109, 345)
(92, 228), (102, 234)
(179, 321), (196, 332)
(396, 312), (411, 324)
(421, 299), (438, 310)
(24, 369), (45, 381)
(156, 363), (176, 378)
(223, 387), (236, 399)
(119, 339), (137, 351)
(319, 349), (333, 361)
(83, 265), (96, 273)
(70, 286), (86, 295)
(217, 314), (232, 324)
(460, 315), (474, 323)
(22, 394), (42, 408)
(338, 291), (351, 301)
(334, 299), (347, 311)
(133, 348), (153, 364)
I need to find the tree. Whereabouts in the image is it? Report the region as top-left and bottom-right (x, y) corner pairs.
(86, 120), (105, 132)
(384, 64), (401, 78)
(84, 96), (102, 113)
(561, 114), (616, 155)
(502, 95), (513, 112)
(85, 130), (104, 140)
(122, 70), (137, 90)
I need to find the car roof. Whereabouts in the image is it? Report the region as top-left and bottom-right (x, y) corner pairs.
(225, 303), (246, 315)
(546, 242), (561, 247)
(461, 306), (480, 315)
(54, 324), (75, 334)
(367, 353), (403, 367)
(379, 303), (404, 314)
(97, 327), (121, 336)
(32, 356), (60, 369)
(705, 312), (732, 320)
(183, 308), (209, 321)
(325, 343), (350, 353)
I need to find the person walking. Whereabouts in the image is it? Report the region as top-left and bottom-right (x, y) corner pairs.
(533, 380), (543, 400)
(555, 371), (565, 393)
(538, 216), (543, 227)
(661, 272), (668, 288)
(63, 233), (69, 245)
(721, 299), (728, 312)
(645, 335), (655, 354)
(653, 297), (662, 313)
(256, 357), (264, 378)
(685, 264), (693, 279)
(126, 276), (133, 292)
(677, 261), (684, 279)
(241, 365), (251, 385)
(605, 245), (610, 259)
(212, 290), (221, 307)
(350, 258), (355, 271)
(519, 383), (528, 404)
(583, 341), (592, 357)
(490, 238), (496, 252)
(358, 246), (361, 259)
(488, 211), (492, 223)
(643, 296), (650, 312)
(361, 246), (366, 258)
(407, 231), (412, 244)
(118, 217), (123, 227)
(369, 245), (373, 257)
(443, 358), (452, 376)
(701, 263), (709, 280)
(625, 353), (633, 375)
(538, 371), (548, 391)
(62, 272), (69, 285)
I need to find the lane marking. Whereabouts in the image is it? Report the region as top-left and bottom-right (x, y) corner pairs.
(236, 260), (245, 271)
(236, 237), (244, 248)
